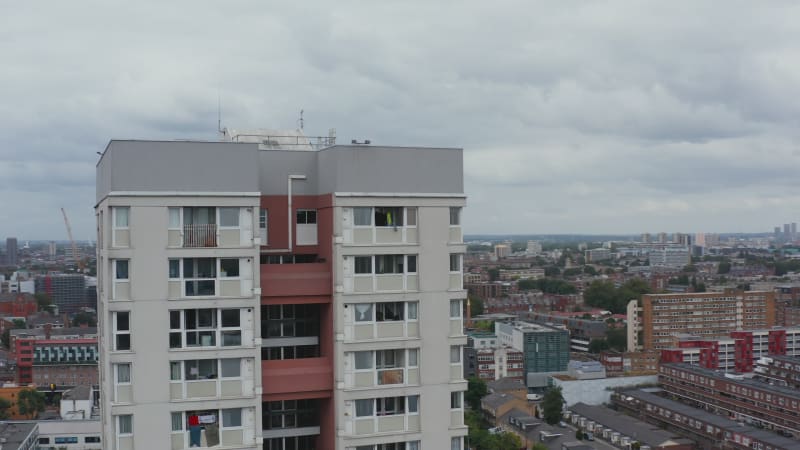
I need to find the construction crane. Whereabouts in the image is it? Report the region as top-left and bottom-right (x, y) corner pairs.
(60, 208), (84, 271)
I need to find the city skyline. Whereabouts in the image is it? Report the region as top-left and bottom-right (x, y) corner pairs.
(4, 2), (800, 238)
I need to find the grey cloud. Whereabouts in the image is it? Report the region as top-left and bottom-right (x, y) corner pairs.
(2, 0), (800, 237)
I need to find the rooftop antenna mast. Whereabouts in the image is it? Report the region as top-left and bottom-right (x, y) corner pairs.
(217, 92), (224, 138)
(298, 109), (304, 130)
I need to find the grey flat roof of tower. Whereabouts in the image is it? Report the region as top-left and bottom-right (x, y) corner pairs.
(97, 140), (463, 203)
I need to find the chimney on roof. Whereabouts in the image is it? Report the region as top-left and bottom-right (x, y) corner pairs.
(44, 323), (52, 340)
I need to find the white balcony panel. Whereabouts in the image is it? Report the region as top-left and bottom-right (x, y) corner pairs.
(168, 230), (181, 247)
(220, 280), (241, 297)
(186, 380), (216, 398)
(377, 322), (405, 339)
(376, 228), (403, 244)
(116, 385), (132, 403)
(114, 282), (130, 301)
(219, 229), (240, 247)
(450, 319), (463, 337)
(221, 429), (244, 446)
(353, 228), (373, 244)
(406, 275), (418, 291)
(450, 410), (464, 427)
(119, 436), (134, 450)
(114, 230), (130, 248)
(378, 415), (406, 433)
(354, 277), (373, 293)
(168, 281), (181, 299)
(449, 274), (462, 290)
(450, 364), (463, 380)
(406, 228), (418, 243)
(296, 224), (318, 246)
(354, 372), (374, 388)
(449, 227), (462, 243)
(355, 419), (374, 435)
(221, 380), (243, 397)
(407, 322), (419, 338)
(354, 325), (374, 340)
(407, 368), (419, 385)
(376, 275), (403, 291)
(170, 383), (182, 400)
(408, 415), (421, 432)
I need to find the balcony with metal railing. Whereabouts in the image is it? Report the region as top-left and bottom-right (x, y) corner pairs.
(183, 224), (217, 248)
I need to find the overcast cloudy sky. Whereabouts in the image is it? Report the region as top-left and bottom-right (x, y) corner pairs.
(2, 1), (800, 240)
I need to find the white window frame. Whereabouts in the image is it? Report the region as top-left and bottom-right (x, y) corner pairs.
(218, 207), (241, 229)
(450, 391), (463, 410)
(219, 258), (241, 279)
(112, 259), (129, 300)
(352, 255), (418, 292)
(112, 207), (129, 247)
(449, 254), (462, 273)
(116, 414), (133, 437)
(296, 209), (317, 225)
(353, 207), (373, 227)
(114, 363), (131, 385)
(450, 300), (462, 318)
(168, 207), (182, 230)
(169, 358), (244, 399)
(406, 207), (418, 228)
(173, 257), (248, 298)
(170, 408), (247, 447)
(259, 208), (268, 244)
(113, 312), (131, 352)
(449, 207), (461, 226)
(169, 309), (243, 349)
(451, 436), (463, 450)
(450, 345), (462, 364)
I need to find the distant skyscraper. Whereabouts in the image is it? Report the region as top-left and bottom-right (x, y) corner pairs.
(785, 224), (791, 239)
(5, 238), (17, 266)
(640, 233), (651, 244)
(792, 223), (797, 240)
(657, 232), (668, 244)
(48, 241), (57, 259)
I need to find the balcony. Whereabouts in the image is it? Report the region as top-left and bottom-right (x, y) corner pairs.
(262, 357), (333, 396)
(183, 224), (217, 248)
(261, 262), (331, 298)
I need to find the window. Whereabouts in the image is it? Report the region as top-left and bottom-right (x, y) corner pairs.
(451, 392), (462, 409)
(450, 300), (462, 318)
(375, 207), (403, 227)
(169, 259), (180, 279)
(407, 302), (418, 320)
(449, 207), (461, 226)
(408, 349), (418, 367)
(168, 207), (181, 228)
(219, 207), (239, 227)
(115, 260), (129, 280)
(354, 207), (372, 226)
(406, 207), (417, 226)
(376, 255), (404, 274)
(355, 352), (373, 370)
(354, 304), (373, 322)
(222, 408), (242, 427)
(407, 255), (417, 273)
(355, 399), (373, 417)
(220, 359), (241, 378)
(114, 207), (130, 228)
(185, 309), (216, 347)
(259, 209), (268, 243)
(171, 412), (183, 432)
(451, 437), (463, 450)
(355, 256), (372, 274)
(183, 359), (218, 380)
(408, 395), (419, 413)
(376, 302), (404, 321)
(450, 346), (461, 363)
(296, 209), (317, 224)
(116, 363), (131, 384)
(55, 437), (79, 444)
(117, 414), (133, 435)
(450, 254), (462, 272)
(220, 259), (240, 277)
(183, 258), (216, 296)
(113, 312), (131, 351)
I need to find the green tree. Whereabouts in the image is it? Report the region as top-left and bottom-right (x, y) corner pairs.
(588, 339), (610, 353)
(544, 266), (561, 277)
(563, 268), (583, 277)
(583, 280), (618, 311)
(34, 293), (52, 312)
(17, 388), (45, 419)
(465, 377), (488, 411)
(541, 387), (565, 425)
(469, 297), (485, 317)
(717, 260), (732, 274)
(0, 398), (11, 419)
(606, 328), (627, 352)
(488, 268), (500, 282)
(576, 429), (584, 440)
(1, 319), (27, 348)
(532, 444), (549, 450)
(583, 265), (598, 276)
(72, 312), (97, 327)
(491, 432), (522, 450)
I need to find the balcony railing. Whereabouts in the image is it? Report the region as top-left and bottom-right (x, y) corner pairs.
(183, 224), (217, 248)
